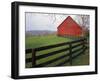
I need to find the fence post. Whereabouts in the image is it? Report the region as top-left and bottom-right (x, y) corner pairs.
(83, 39), (86, 52)
(69, 43), (72, 65)
(32, 49), (36, 67)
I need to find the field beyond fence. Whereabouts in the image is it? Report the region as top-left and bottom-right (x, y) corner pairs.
(25, 38), (89, 68)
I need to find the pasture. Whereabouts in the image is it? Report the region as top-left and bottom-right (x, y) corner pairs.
(25, 34), (72, 49)
(25, 34), (89, 68)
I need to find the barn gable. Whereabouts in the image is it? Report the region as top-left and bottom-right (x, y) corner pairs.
(57, 16), (83, 37)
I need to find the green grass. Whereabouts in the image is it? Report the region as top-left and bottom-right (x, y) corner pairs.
(36, 51), (69, 65)
(25, 34), (89, 68)
(25, 34), (72, 49)
(26, 50), (89, 68)
(72, 50), (89, 65)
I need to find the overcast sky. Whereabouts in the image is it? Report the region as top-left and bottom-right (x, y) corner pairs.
(25, 13), (83, 31)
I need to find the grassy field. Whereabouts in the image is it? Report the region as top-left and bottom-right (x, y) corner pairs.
(25, 34), (89, 68)
(25, 34), (72, 49)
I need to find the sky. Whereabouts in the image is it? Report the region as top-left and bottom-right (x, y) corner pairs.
(25, 12), (89, 31)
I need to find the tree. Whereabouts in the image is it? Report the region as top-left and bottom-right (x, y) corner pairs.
(75, 15), (90, 30)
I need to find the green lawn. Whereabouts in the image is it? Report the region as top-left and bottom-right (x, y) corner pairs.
(72, 50), (89, 65)
(25, 34), (72, 49)
(25, 34), (89, 68)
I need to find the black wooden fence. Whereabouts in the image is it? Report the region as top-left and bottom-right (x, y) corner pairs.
(26, 38), (87, 68)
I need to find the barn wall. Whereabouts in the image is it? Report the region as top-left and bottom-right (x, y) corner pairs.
(57, 16), (83, 37)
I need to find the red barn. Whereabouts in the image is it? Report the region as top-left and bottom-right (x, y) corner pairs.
(57, 16), (84, 37)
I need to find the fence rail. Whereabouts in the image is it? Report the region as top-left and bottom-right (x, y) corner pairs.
(26, 38), (88, 68)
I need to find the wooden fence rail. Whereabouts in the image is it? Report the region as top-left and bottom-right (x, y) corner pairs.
(26, 38), (88, 68)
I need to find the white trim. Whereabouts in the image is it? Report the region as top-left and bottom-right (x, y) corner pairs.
(19, 5), (95, 76)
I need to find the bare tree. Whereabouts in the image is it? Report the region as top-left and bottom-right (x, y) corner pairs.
(75, 15), (90, 30)
(46, 14), (68, 24)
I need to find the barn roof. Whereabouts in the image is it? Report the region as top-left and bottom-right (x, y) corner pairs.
(57, 16), (82, 30)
